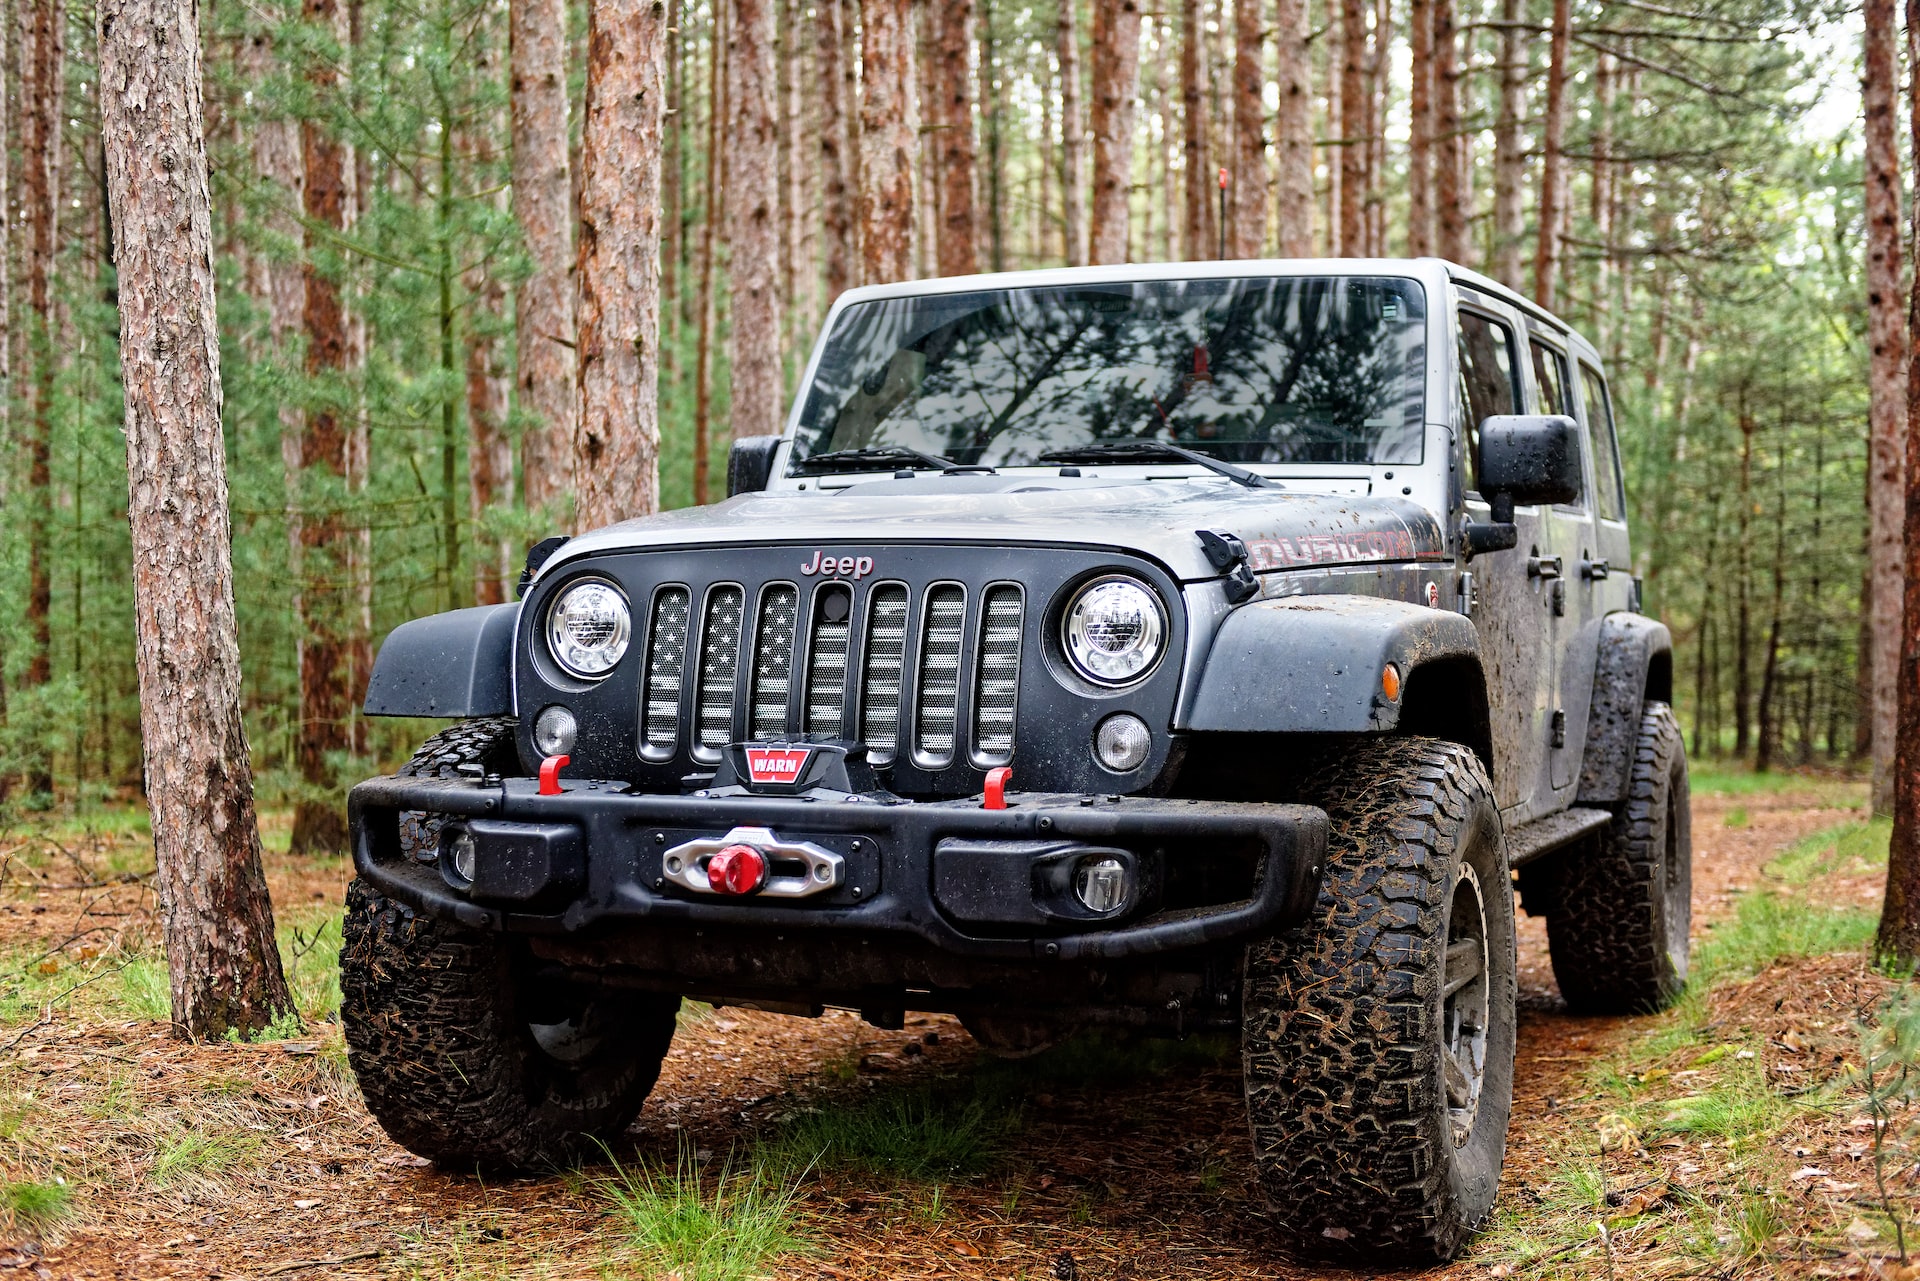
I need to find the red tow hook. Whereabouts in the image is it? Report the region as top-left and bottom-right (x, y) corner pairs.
(983, 766), (1012, 811)
(706, 843), (769, 895)
(538, 754), (570, 796)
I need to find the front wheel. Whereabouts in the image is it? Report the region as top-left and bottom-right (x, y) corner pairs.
(1242, 738), (1517, 1265)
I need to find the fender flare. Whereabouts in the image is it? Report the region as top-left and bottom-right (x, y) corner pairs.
(363, 603), (518, 718)
(1576, 611), (1673, 805)
(1180, 595), (1482, 735)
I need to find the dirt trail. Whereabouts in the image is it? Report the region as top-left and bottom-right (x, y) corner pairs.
(4, 786), (1869, 1279)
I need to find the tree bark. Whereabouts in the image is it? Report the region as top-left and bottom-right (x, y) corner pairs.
(1228, 0), (1265, 257)
(1491, 0), (1526, 288)
(1324, 15), (1341, 254)
(290, 0), (359, 856)
(932, 0), (979, 276)
(1532, 0), (1570, 306)
(695, 0), (728, 504)
(21, 0), (65, 796)
(1087, 0), (1141, 265)
(858, 0), (916, 283)
(1432, 0), (1464, 262)
(1406, 0), (1432, 257)
(727, 0), (781, 441)
(1180, 0), (1213, 259)
(1866, 0), (1908, 815)
(1338, 0), (1366, 255)
(1877, 0), (1920, 962)
(512, 0), (578, 516)
(1059, 0), (1087, 265)
(818, 0), (854, 299)
(97, 0), (297, 1039)
(573, 0), (668, 530)
(467, 278), (511, 605)
(1734, 405), (1755, 757)
(1269, 0), (1311, 257)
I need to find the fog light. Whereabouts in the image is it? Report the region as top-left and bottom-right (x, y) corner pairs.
(447, 828), (478, 885)
(1093, 713), (1151, 772)
(1074, 856), (1130, 914)
(534, 704), (578, 757)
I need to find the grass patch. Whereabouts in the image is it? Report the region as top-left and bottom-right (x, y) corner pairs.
(151, 1129), (263, 1189)
(774, 1085), (1016, 1182)
(603, 1153), (812, 1281)
(117, 955), (171, 1021)
(1688, 760), (1865, 802)
(0, 1179), (73, 1233)
(279, 910), (343, 1022)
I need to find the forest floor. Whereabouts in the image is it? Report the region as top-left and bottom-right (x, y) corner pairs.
(0, 766), (1902, 1280)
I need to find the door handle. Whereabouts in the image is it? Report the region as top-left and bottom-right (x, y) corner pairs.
(1582, 558), (1611, 580)
(1527, 554), (1562, 580)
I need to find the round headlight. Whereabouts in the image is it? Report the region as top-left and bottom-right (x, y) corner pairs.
(1062, 576), (1165, 686)
(547, 580), (631, 679)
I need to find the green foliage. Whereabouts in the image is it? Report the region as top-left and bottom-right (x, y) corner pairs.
(150, 1129), (263, 1188)
(0, 1179), (74, 1233)
(774, 1086), (1016, 1183)
(601, 1152), (813, 1281)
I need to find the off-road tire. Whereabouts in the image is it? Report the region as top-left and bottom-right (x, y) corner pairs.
(341, 718), (681, 1169)
(1545, 701), (1691, 1014)
(1243, 738), (1517, 1265)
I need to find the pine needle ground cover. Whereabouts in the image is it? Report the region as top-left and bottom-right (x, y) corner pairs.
(0, 774), (1908, 1279)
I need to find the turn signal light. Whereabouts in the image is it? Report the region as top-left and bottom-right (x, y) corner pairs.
(706, 843), (769, 895)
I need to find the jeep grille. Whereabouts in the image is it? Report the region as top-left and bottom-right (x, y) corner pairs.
(641, 578), (1025, 768)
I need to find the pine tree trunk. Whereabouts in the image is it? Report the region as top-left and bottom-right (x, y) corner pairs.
(1532, 0), (1569, 306)
(1866, 0), (1908, 815)
(983, 0), (1006, 271)
(1337, 0), (1365, 256)
(1432, 0), (1464, 262)
(1087, 0), (1140, 265)
(782, 0), (808, 347)
(1491, 0), (1526, 288)
(1406, 0), (1432, 256)
(1058, 0), (1087, 265)
(290, 0), (359, 856)
(1878, 0), (1920, 960)
(858, 0), (916, 283)
(512, 0), (578, 516)
(467, 279), (511, 605)
(727, 0), (781, 441)
(694, 0), (728, 504)
(1229, 0), (1265, 257)
(1734, 406), (1754, 757)
(1180, 0), (1213, 259)
(932, 0), (979, 276)
(1591, 51), (1613, 338)
(1324, 15), (1341, 254)
(818, 0), (854, 299)
(573, 0), (668, 529)
(1273, 0), (1312, 257)
(97, 0), (297, 1039)
(21, 0), (64, 796)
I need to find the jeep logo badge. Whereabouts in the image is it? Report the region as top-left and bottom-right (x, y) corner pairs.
(744, 746), (813, 786)
(800, 550), (875, 580)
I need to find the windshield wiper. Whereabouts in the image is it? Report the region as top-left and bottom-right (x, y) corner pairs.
(793, 445), (965, 475)
(1036, 440), (1278, 489)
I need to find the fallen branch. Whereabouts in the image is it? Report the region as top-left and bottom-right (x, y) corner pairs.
(262, 1249), (381, 1275)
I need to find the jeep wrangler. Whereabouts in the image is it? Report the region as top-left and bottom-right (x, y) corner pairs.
(341, 260), (1688, 1265)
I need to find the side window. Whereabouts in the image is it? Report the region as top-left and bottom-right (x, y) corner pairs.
(1580, 363), (1626, 522)
(1457, 311), (1518, 489)
(1529, 339), (1571, 417)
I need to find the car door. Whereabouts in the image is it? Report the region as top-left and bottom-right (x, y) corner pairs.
(1526, 334), (1598, 794)
(1455, 299), (1553, 821)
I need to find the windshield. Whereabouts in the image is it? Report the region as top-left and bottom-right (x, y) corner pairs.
(790, 275), (1428, 471)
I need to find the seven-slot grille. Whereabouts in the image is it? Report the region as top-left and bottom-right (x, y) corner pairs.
(643, 579), (1023, 766)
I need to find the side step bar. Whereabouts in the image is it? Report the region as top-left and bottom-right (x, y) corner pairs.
(1507, 806), (1613, 868)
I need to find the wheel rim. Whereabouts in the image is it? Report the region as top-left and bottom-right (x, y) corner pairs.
(1442, 862), (1490, 1147)
(529, 1010), (606, 1063)
(1663, 778), (1690, 977)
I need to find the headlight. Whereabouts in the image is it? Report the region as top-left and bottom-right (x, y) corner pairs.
(1062, 576), (1165, 686)
(546, 580), (630, 679)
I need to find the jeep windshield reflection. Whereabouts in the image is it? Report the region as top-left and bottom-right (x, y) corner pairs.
(791, 275), (1428, 471)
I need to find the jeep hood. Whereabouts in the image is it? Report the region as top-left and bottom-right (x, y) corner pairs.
(543, 475), (1450, 584)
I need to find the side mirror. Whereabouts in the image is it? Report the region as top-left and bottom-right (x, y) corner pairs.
(1477, 414), (1583, 520)
(726, 435), (783, 497)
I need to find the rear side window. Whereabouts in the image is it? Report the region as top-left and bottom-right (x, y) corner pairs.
(1580, 363), (1626, 521)
(1457, 311), (1518, 489)
(1530, 339), (1571, 417)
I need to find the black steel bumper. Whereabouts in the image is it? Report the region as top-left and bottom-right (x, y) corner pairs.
(348, 775), (1328, 964)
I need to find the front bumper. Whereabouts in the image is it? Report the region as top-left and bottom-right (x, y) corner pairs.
(349, 775), (1327, 964)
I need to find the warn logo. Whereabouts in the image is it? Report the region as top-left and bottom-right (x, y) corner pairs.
(743, 746), (812, 787)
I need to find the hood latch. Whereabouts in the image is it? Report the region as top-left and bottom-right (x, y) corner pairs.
(1196, 530), (1260, 605)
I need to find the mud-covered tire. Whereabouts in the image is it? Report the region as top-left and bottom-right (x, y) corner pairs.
(341, 719), (681, 1169)
(1243, 738), (1517, 1265)
(1545, 701), (1691, 1014)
